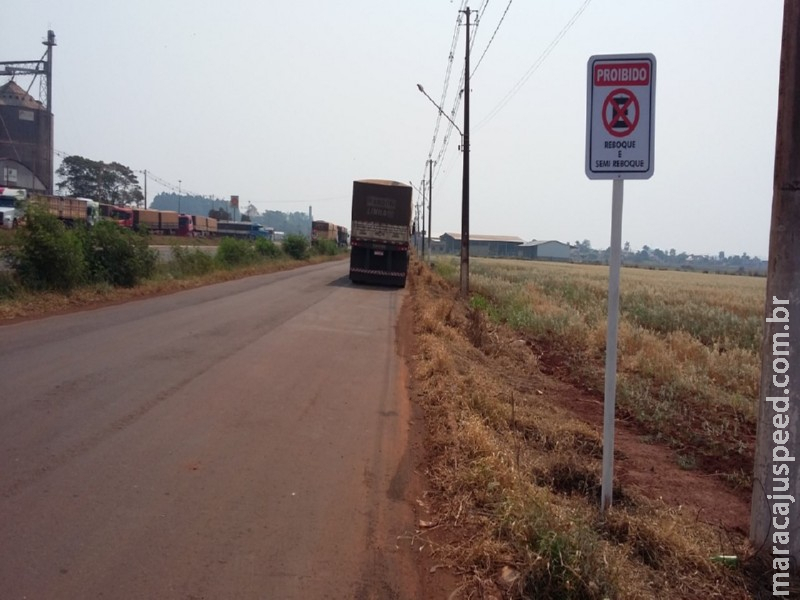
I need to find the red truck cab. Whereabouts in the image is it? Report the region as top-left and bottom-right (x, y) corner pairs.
(178, 214), (194, 236)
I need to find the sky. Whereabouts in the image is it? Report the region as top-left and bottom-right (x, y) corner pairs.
(3, 0), (785, 257)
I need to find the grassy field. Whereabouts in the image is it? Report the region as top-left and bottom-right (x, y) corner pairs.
(408, 257), (778, 599)
(447, 257), (764, 488)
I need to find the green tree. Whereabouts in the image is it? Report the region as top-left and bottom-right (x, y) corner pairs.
(56, 155), (144, 206)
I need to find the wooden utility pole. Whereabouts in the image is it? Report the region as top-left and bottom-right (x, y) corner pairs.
(459, 7), (472, 296)
(428, 159), (433, 261)
(750, 0), (800, 581)
(421, 179), (427, 261)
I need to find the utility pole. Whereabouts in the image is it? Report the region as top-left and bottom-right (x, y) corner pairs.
(428, 159), (434, 262)
(750, 0), (800, 577)
(143, 169), (148, 209)
(421, 179), (427, 261)
(460, 7), (473, 296)
(43, 30), (55, 194)
(414, 200), (420, 252)
(43, 31), (55, 115)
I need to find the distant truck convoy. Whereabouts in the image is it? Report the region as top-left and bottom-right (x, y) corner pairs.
(0, 189), (100, 228)
(216, 220), (274, 240)
(99, 204), (182, 235)
(312, 220), (349, 247)
(349, 179), (413, 287)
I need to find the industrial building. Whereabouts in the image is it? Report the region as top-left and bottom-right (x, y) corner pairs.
(438, 233), (572, 261)
(0, 30), (56, 194)
(518, 240), (572, 260)
(439, 233), (525, 257)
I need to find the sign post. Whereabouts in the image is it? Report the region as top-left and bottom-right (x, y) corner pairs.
(230, 195), (239, 221)
(586, 53), (656, 512)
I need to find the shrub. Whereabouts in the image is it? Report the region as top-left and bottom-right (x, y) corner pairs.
(170, 245), (216, 277)
(215, 236), (255, 267)
(254, 237), (282, 258)
(313, 239), (338, 256)
(83, 220), (157, 287)
(283, 234), (309, 260)
(7, 206), (87, 291)
(0, 271), (21, 299)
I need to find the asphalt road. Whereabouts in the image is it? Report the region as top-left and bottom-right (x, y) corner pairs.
(0, 260), (422, 599)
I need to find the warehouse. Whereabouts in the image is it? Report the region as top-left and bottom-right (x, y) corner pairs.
(439, 233), (525, 257)
(518, 240), (572, 261)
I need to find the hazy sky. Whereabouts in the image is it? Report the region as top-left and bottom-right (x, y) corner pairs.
(5, 1), (784, 256)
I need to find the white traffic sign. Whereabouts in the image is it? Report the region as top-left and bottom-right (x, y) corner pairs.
(586, 53), (656, 179)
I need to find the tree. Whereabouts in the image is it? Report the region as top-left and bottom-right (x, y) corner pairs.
(56, 156), (143, 206)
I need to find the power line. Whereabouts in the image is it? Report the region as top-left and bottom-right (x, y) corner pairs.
(471, 0), (513, 78)
(476, 0), (593, 130)
(421, 1), (467, 187)
(429, 5), (483, 185)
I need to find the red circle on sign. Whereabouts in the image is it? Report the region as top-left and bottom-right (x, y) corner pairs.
(602, 88), (639, 137)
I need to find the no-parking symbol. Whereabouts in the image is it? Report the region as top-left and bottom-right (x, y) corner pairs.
(585, 54), (656, 179)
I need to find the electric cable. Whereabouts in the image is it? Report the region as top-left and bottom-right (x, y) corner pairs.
(477, 0), (593, 130)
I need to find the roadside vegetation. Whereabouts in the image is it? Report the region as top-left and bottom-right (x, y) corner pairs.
(455, 257), (762, 489)
(408, 256), (779, 599)
(0, 213), (346, 321)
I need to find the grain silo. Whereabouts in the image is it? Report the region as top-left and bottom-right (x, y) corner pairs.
(0, 30), (55, 193)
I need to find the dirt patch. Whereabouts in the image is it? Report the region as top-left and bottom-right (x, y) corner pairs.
(395, 290), (464, 599)
(521, 353), (751, 535)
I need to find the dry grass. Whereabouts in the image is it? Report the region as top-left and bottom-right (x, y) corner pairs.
(455, 258), (763, 490)
(406, 257), (777, 599)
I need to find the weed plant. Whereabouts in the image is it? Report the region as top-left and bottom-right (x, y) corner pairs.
(254, 238), (282, 258)
(283, 234), (310, 259)
(312, 239), (339, 256)
(215, 237), (257, 267)
(170, 246), (216, 277)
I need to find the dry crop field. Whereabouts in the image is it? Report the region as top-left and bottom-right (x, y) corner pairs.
(465, 257), (762, 488)
(407, 257), (780, 598)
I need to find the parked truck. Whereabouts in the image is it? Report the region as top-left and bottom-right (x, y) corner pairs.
(177, 214), (218, 236)
(312, 220), (337, 244)
(31, 194), (100, 226)
(0, 187), (27, 229)
(129, 208), (179, 234)
(349, 179), (412, 287)
(99, 203), (134, 227)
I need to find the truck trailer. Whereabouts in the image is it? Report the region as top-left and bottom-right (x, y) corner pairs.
(31, 194), (100, 226)
(349, 179), (412, 287)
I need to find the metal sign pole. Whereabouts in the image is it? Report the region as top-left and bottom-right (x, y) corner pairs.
(587, 52), (655, 513)
(601, 178), (624, 512)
